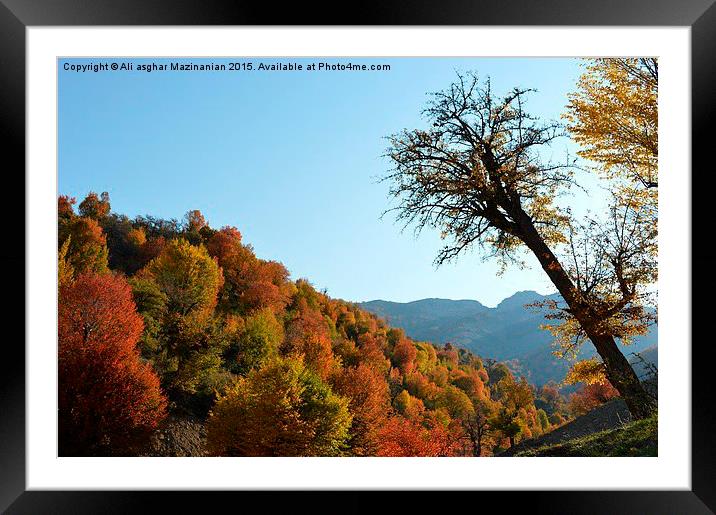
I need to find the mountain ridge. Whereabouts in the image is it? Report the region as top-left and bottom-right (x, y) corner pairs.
(360, 291), (657, 386)
(363, 290), (551, 310)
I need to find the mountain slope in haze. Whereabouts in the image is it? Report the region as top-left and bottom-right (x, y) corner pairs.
(360, 291), (657, 386)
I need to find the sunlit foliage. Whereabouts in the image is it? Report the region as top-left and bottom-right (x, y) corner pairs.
(141, 238), (223, 321)
(564, 58), (658, 193)
(78, 191), (111, 220)
(227, 308), (283, 375)
(58, 215), (109, 275)
(568, 381), (620, 417)
(332, 363), (390, 455)
(206, 356), (352, 456)
(376, 416), (459, 457)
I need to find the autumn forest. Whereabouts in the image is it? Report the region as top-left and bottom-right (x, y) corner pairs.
(58, 58), (658, 457)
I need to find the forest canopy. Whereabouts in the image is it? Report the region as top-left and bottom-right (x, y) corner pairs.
(57, 191), (585, 457)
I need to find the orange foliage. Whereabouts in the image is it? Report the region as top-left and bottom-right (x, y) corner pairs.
(78, 191), (111, 219)
(184, 209), (207, 232)
(356, 333), (391, 375)
(568, 380), (620, 417)
(139, 236), (166, 265)
(377, 416), (460, 457)
(428, 365), (449, 387)
(126, 227), (147, 247)
(405, 371), (440, 406)
(56, 192), (560, 457)
(332, 363), (390, 455)
(58, 195), (76, 218)
(477, 368), (489, 384)
(393, 389), (426, 421)
(452, 371), (485, 399)
(392, 337), (417, 374)
(283, 299), (334, 379)
(205, 226), (243, 262)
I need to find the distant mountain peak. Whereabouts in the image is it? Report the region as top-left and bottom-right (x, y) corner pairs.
(496, 290), (550, 310)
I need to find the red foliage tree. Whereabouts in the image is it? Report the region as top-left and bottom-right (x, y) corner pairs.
(139, 235), (167, 267)
(205, 226), (243, 262)
(58, 273), (167, 455)
(452, 371), (485, 399)
(404, 371), (440, 406)
(377, 416), (459, 457)
(183, 209), (207, 233)
(355, 333), (391, 375)
(206, 226), (290, 314)
(58, 195), (76, 218)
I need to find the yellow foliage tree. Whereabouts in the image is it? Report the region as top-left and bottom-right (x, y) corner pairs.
(564, 58), (658, 194)
(564, 357), (608, 386)
(140, 238), (223, 322)
(206, 356), (352, 456)
(58, 238), (75, 288)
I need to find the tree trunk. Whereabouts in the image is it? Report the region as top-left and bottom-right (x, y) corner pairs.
(468, 424), (483, 456)
(590, 333), (656, 420)
(516, 212), (656, 420)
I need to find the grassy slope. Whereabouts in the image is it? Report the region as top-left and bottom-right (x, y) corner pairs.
(513, 416), (658, 457)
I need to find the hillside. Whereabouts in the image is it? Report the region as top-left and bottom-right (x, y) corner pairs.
(58, 192), (570, 458)
(361, 292), (657, 386)
(500, 399), (630, 456)
(504, 400), (657, 457)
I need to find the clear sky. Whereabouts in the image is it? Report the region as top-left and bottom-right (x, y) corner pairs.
(59, 57), (599, 307)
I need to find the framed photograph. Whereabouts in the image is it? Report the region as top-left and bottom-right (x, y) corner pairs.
(2, 0), (713, 512)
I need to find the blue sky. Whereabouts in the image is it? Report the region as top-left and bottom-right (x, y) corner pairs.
(59, 57), (598, 307)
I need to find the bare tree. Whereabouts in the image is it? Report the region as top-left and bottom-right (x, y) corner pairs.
(383, 73), (656, 419)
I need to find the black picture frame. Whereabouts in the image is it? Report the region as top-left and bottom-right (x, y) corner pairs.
(1, 1), (713, 513)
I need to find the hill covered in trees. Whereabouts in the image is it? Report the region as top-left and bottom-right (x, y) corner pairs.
(361, 295), (657, 386)
(59, 192), (614, 457)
